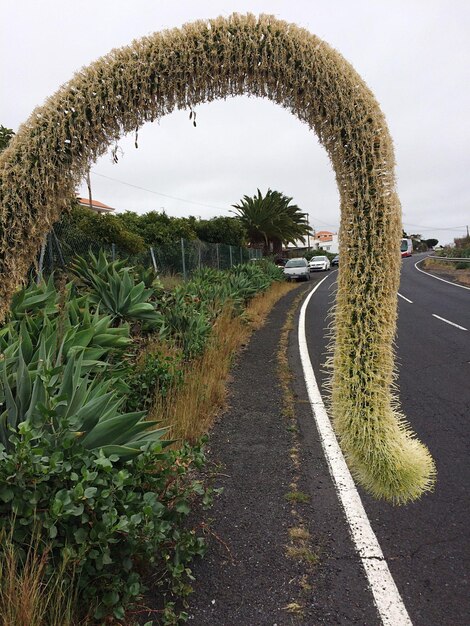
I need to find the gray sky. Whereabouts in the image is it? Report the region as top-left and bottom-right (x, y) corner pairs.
(2, 0), (469, 245)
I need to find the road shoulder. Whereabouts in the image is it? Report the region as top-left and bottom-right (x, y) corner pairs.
(187, 279), (379, 625)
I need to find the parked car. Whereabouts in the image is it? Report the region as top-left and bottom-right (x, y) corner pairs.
(331, 255), (339, 267)
(308, 255), (330, 271)
(283, 258), (310, 281)
(274, 257), (287, 267)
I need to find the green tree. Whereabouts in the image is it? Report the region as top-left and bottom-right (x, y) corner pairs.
(232, 189), (310, 255)
(61, 204), (146, 254)
(193, 216), (247, 246)
(424, 238), (438, 248)
(0, 126), (14, 153)
(116, 210), (197, 245)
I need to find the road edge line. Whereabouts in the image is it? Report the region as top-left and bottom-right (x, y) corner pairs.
(414, 258), (470, 291)
(298, 275), (413, 626)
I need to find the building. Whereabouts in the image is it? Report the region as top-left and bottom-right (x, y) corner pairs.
(285, 230), (339, 255)
(311, 230), (339, 254)
(77, 197), (115, 214)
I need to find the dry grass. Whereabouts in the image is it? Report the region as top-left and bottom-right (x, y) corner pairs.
(158, 274), (184, 290)
(150, 281), (298, 441)
(0, 532), (83, 626)
(286, 545), (318, 565)
(421, 258), (470, 286)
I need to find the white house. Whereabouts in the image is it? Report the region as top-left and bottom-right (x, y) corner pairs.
(285, 230), (339, 254)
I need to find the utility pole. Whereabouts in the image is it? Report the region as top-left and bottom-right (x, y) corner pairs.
(307, 214), (311, 250)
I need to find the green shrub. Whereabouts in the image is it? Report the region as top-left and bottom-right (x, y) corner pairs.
(62, 205), (146, 255)
(126, 350), (184, 412)
(0, 424), (207, 621)
(162, 295), (212, 358)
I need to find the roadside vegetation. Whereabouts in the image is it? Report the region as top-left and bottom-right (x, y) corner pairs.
(421, 235), (470, 286)
(0, 253), (288, 624)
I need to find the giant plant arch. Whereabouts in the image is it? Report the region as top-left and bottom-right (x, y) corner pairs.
(0, 14), (435, 502)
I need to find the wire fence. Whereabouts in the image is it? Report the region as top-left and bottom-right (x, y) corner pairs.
(38, 221), (262, 280)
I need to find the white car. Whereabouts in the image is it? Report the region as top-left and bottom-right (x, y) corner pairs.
(283, 258), (310, 281)
(309, 255), (330, 271)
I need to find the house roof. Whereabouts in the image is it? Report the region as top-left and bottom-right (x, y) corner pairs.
(77, 197), (115, 212)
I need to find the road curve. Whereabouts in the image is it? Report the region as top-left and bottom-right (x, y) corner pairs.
(304, 256), (470, 626)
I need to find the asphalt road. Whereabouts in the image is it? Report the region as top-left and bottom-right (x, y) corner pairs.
(305, 254), (470, 626)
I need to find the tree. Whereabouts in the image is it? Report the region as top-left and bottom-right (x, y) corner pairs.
(61, 204), (146, 254)
(424, 238), (438, 248)
(193, 216), (247, 246)
(232, 189), (311, 255)
(0, 126), (14, 153)
(116, 210), (197, 246)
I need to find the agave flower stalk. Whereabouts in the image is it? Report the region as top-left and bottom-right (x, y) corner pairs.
(0, 14), (435, 501)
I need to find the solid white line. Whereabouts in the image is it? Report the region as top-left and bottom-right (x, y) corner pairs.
(432, 313), (467, 331)
(298, 276), (412, 626)
(398, 292), (413, 304)
(414, 258), (470, 291)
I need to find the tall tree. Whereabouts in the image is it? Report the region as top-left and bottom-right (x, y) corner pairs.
(194, 216), (247, 246)
(232, 189), (311, 255)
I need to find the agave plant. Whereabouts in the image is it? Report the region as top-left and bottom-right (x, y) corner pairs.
(1, 289), (132, 375)
(8, 274), (58, 319)
(71, 252), (164, 328)
(0, 341), (167, 460)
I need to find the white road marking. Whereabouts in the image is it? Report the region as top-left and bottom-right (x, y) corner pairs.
(299, 275), (413, 626)
(414, 258), (470, 291)
(432, 314), (468, 331)
(398, 292), (413, 303)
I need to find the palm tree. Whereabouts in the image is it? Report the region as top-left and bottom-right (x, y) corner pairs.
(232, 189), (311, 255)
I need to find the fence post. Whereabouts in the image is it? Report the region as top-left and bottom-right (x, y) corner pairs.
(111, 243), (116, 262)
(47, 233), (53, 272)
(51, 228), (65, 267)
(216, 243), (220, 270)
(229, 245), (233, 267)
(181, 238), (187, 280)
(37, 236), (47, 284)
(149, 247), (158, 272)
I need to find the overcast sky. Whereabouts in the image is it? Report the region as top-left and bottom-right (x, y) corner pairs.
(2, 0), (469, 245)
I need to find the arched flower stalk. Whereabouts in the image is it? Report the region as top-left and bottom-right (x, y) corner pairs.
(0, 13), (435, 502)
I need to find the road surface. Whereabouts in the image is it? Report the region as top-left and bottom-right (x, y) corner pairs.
(304, 254), (470, 625)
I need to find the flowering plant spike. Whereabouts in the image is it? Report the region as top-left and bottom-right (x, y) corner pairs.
(0, 14), (435, 502)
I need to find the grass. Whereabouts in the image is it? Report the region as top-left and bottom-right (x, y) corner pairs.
(158, 273), (184, 290)
(288, 527), (310, 541)
(150, 280), (298, 441)
(422, 257), (470, 286)
(286, 546), (319, 565)
(0, 531), (83, 626)
(285, 490), (310, 504)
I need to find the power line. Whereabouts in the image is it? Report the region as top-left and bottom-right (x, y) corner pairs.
(92, 171), (229, 212)
(92, 170), (340, 228)
(402, 222), (467, 231)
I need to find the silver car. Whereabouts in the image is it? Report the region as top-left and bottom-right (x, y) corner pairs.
(283, 258), (310, 281)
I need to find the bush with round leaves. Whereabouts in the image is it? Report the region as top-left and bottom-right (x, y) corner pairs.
(0, 418), (207, 622)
